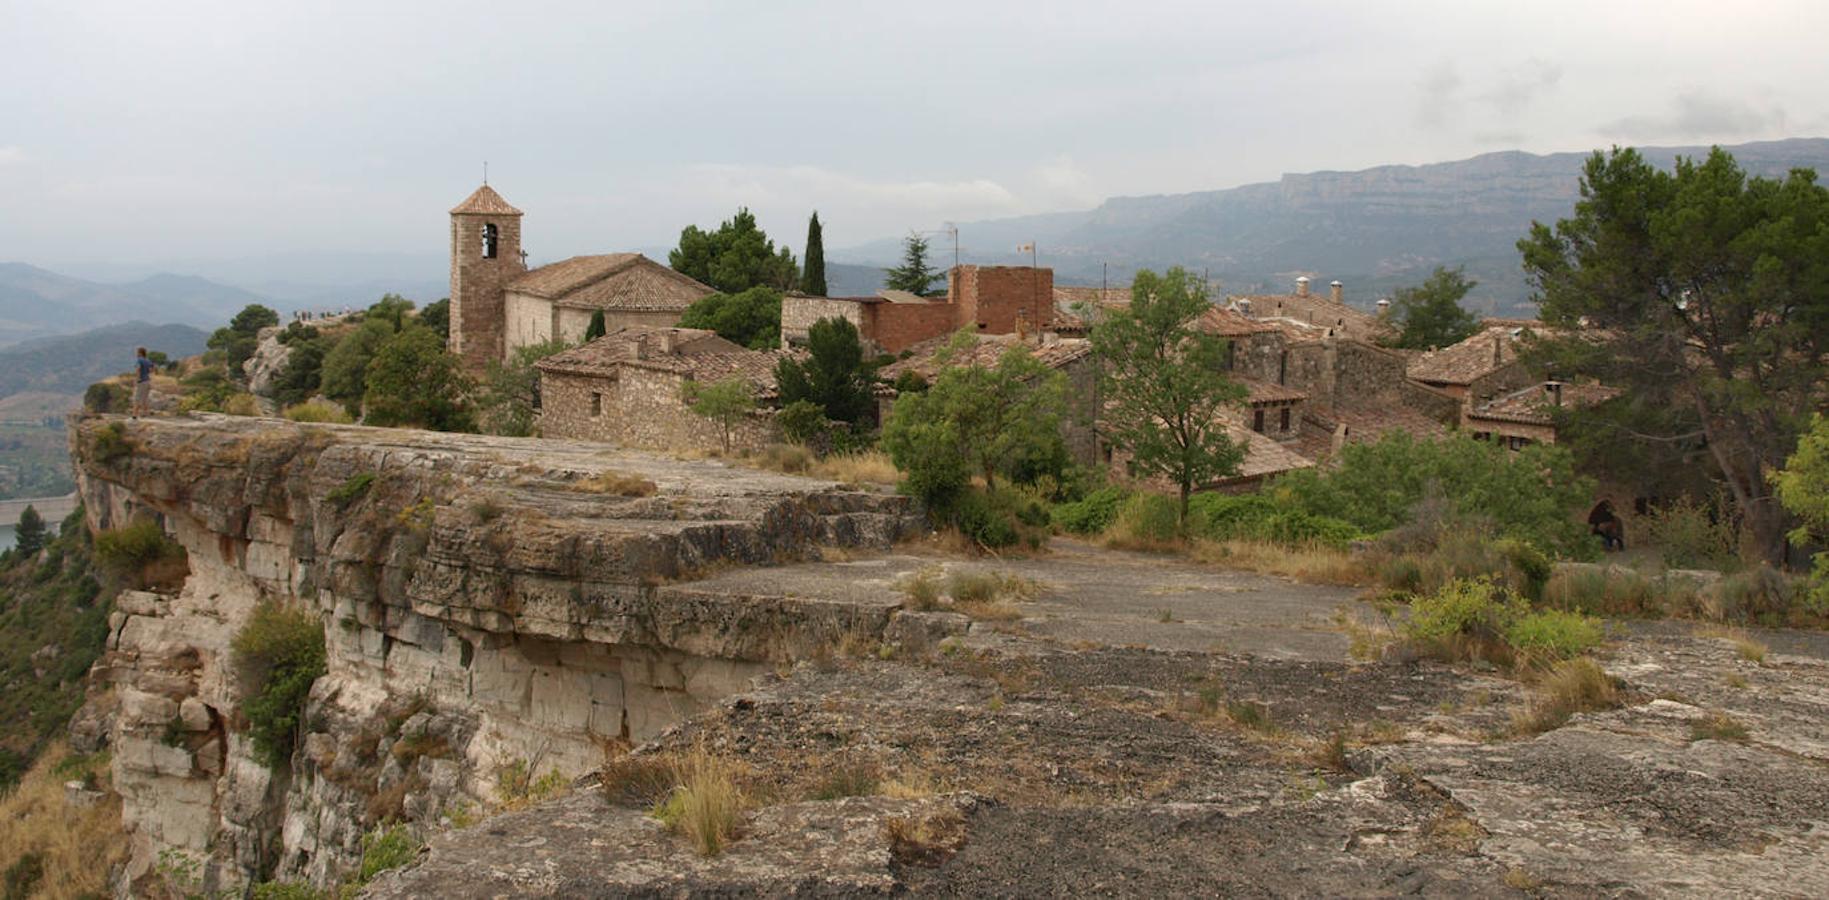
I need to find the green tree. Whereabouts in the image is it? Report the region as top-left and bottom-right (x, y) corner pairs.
(476, 338), (569, 437)
(801, 212), (828, 296)
(418, 298), (451, 342)
(682, 378), (757, 455)
(1775, 414), (1829, 614)
(207, 303), (280, 381)
(1390, 266), (1481, 350)
(364, 293), (415, 331)
(361, 326), (476, 432)
(13, 505), (45, 557)
(668, 208), (799, 293)
(1519, 147), (1829, 564)
(320, 318), (394, 413)
(583, 309), (607, 342)
(884, 233), (941, 296)
(269, 334), (333, 407)
(1090, 267), (1246, 522)
(677, 286), (782, 349)
(881, 338), (1067, 496)
(774, 317), (876, 426)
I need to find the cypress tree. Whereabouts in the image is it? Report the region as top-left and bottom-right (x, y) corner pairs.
(801, 212), (828, 297)
(14, 505), (46, 558)
(584, 309), (607, 341)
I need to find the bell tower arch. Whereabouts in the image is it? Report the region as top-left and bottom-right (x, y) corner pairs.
(449, 184), (525, 369)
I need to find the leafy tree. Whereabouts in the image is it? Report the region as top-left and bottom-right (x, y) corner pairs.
(884, 233), (941, 296)
(228, 304), (280, 335)
(774, 317), (876, 426)
(882, 339), (1067, 496)
(320, 318), (396, 412)
(668, 208), (799, 293)
(361, 326), (475, 432)
(583, 309), (607, 342)
(677, 286), (782, 349)
(1519, 147), (1829, 564)
(364, 294), (415, 331)
(1390, 266), (1480, 349)
(776, 399), (828, 445)
(476, 338), (570, 437)
(802, 212), (827, 297)
(418, 298), (451, 341)
(1090, 267), (1246, 521)
(207, 303), (280, 381)
(683, 378), (756, 455)
(1775, 414), (1829, 614)
(269, 334), (333, 407)
(13, 505), (45, 557)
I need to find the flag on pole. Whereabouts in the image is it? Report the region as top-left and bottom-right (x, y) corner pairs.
(1016, 243), (1034, 253)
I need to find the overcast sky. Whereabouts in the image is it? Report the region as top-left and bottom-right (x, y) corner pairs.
(4, 0), (1826, 270)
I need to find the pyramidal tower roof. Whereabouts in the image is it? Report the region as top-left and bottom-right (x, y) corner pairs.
(451, 184), (523, 216)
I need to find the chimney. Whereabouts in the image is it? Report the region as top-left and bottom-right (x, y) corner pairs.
(1375, 297), (1392, 317)
(1329, 280), (1343, 304)
(1492, 334), (1503, 367)
(1546, 381), (1564, 407)
(658, 330), (677, 355)
(1295, 275), (1311, 297)
(634, 334), (649, 360)
(1236, 298), (1252, 316)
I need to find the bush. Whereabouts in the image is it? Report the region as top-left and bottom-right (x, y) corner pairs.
(1504, 610), (1604, 660)
(1052, 485), (1128, 535)
(1103, 492), (1182, 549)
(776, 400), (828, 446)
(1512, 657), (1621, 734)
(1703, 565), (1799, 624)
(91, 422), (133, 464)
(327, 473), (375, 507)
(951, 490), (1019, 549)
(1541, 566), (1662, 617)
(84, 381), (130, 414)
(222, 393), (261, 416)
(1641, 496), (1743, 571)
(354, 824), (421, 883)
(1185, 492), (1362, 548)
(651, 748), (749, 856)
(283, 399), (353, 424)
(93, 518), (186, 588)
(1405, 577), (1527, 645)
(231, 603), (326, 769)
(753, 442), (813, 474)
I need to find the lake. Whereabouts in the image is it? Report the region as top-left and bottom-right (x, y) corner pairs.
(0, 524), (15, 552)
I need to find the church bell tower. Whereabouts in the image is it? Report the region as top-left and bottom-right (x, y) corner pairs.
(449, 184), (525, 370)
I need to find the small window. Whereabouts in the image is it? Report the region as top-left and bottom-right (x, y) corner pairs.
(1279, 407), (1290, 432)
(482, 223), (499, 259)
(1278, 351), (1288, 385)
(1224, 341), (1236, 371)
(1252, 409), (1265, 433)
(590, 392), (602, 417)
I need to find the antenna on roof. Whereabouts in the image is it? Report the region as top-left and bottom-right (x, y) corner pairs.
(483, 161), (489, 185)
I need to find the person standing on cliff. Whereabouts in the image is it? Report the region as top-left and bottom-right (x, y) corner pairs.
(132, 346), (154, 417)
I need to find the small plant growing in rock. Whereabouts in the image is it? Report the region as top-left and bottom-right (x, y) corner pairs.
(571, 470), (658, 497)
(896, 566), (945, 611)
(354, 823), (422, 883)
(232, 602), (327, 769)
(1690, 711), (1751, 742)
(884, 807), (968, 867)
(90, 421), (134, 463)
(495, 759), (569, 810)
(650, 747), (749, 856)
(328, 472), (376, 507)
(1511, 657), (1622, 736)
(93, 517), (187, 589)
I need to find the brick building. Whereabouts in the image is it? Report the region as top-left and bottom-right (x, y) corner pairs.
(448, 184), (715, 370)
(534, 327), (786, 454)
(779, 264), (1055, 353)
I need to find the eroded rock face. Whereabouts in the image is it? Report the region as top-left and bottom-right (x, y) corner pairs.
(70, 414), (922, 894)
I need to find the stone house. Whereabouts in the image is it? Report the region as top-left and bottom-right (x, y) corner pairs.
(780, 264), (1055, 353)
(1227, 276), (1395, 345)
(535, 327), (786, 454)
(1464, 381), (1620, 450)
(1406, 323), (1541, 407)
(448, 184), (715, 370)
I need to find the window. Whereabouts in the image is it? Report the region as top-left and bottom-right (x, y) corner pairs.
(1224, 341), (1236, 371)
(590, 392), (602, 417)
(1252, 409), (1265, 433)
(1277, 351), (1288, 385)
(1279, 406), (1290, 433)
(482, 223), (499, 259)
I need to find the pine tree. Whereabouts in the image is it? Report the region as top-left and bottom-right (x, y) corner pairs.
(884, 233), (940, 296)
(801, 212), (828, 297)
(14, 505), (46, 558)
(584, 309), (607, 341)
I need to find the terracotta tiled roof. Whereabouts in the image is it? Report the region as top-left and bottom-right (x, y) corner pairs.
(450, 185), (523, 216)
(508, 254), (714, 312)
(1227, 293), (1392, 342)
(1236, 377), (1306, 404)
(1406, 324), (1542, 386)
(1294, 403), (1450, 462)
(1195, 306), (1279, 338)
(879, 333), (1092, 382)
(1223, 424), (1317, 481)
(535, 326), (787, 397)
(1467, 381), (1621, 426)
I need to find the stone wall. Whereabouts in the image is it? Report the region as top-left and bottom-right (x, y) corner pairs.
(782, 297), (870, 347)
(503, 291), (554, 353)
(450, 214), (525, 371)
(539, 367), (779, 454)
(69, 415), (923, 894)
(553, 307), (680, 347)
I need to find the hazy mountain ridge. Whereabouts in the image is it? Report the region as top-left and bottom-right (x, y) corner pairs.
(833, 138), (1829, 314)
(0, 321), (207, 400)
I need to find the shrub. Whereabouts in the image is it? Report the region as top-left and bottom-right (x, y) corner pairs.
(91, 422), (133, 463)
(1641, 496), (1743, 571)
(495, 759), (569, 810)
(651, 748), (748, 856)
(571, 470), (658, 497)
(1703, 565), (1798, 623)
(231, 602), (327, 769)
(1052, 485), (1128, 535)
(84, 381), (130, 414)
(222, 393), (261, 416)
(896, 566), (944, 611)
(93, 518), (186, 587)
(283, 399), (353, 424)
(753, 442), (813, 474)
(1503, 610), (1603, 660)
(1512, 658), (1621, 734)
(327, 472), (375, 507)
(1184, 492), (1362, 548)
(1103, 492), (1182, 550)
(1405, 577), (1526, 645)
(1541, 566), (1660, 616)
(775, 400), (828, 446)
(1494, 539), (1552, 601)
(354, 824), (421, 883)
(250, 882), (329, 900)
(951, 490), (1019, 548)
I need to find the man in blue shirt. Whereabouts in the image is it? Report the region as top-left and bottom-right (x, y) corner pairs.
(133, 346), (154, 417)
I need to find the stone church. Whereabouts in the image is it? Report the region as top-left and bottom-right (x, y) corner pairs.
(447, 184), (716, 370)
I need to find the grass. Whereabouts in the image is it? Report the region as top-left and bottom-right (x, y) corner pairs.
(571, 470), (658, 497)
(946, 569), (1039, 622)
(283, 399), (354, 424)
(650, 747), (749, 856)
(1696, 624), (1768, 664)
(327, 472), (375, 507)
(353, 823), (422, 884)
(806, 760), (882, 800)
(884, 807), (968, 867)
(1189, 539), (1373, 586)
(1512, 658), (1622, 735)
(1689, 711), (1751, 742)
(896, 566), (945, 611)
(92, 517), (188, 590)
(494, 759), (569, 811)
(745, 445), (899, 485)
(0, 743), (127, 900)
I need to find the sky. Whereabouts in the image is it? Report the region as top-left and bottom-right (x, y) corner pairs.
(3, 0), (1827, 273)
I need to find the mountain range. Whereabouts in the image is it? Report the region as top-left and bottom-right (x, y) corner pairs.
(830, 137), (1829, 315)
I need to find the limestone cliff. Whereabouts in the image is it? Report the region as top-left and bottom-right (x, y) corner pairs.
(69, 414), (922, 894)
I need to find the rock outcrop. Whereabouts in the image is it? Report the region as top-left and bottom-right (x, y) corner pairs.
(69, 414), (922, 894)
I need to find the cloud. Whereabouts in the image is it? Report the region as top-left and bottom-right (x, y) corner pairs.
(1414, 60), (1462, 128)
(1480, 59), (1562, 116)
(1030, 155), (1102, 208)
(1600, 91), (1788, 140)
(0, 146), (26, 166)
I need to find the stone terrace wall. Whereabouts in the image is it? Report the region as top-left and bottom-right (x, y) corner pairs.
(540, 367), (779, 453)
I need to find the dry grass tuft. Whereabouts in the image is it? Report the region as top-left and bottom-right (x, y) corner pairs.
(1511, 658), (1622, 736)
(1190, 540), (1373, 586)
(0, 743), (128, 900)
(1696, 624), (1768, 664)
(1309, 731), (1352, 773)
(809, 450), (899, 485)
(650, 747), (750, 856)
(1423, 803), (1486, 854)
(571, 470), (659, 497)
(884, 807), (968, 867)
(1690, 711), (1751, 742)
(896, 566), (946, 611)
(599, 754), (678, 808)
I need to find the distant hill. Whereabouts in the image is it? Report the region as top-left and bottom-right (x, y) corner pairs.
(0, 321), (208, 401)
(0, 263), (267, 347)
(832, 137), (1829, 316)
(825, 263), (887, 297)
